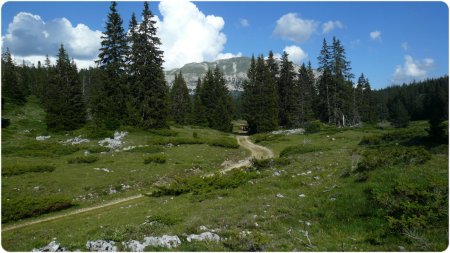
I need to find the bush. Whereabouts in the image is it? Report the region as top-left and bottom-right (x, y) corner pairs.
(252, 158), (290, 169)
(360, 128), (426, 146)
(2, 196), (74, 223)
(2, 141), (79, 157)
(304, 120), (321, 134)
(207, 137), (239, 149)
(125, 145), (163, 153)
(2, 164), (55, 176)
(251, 134), (285, 143)
(144, 154), (166, 164)
(280, 145), (328, 157)
(145, 214), (182, 226)
(148, 128), (178, 137)
(193, 132), (198, 138)
(357, 146), (431, 172)
(2, 118), (10, 128)
(68, 155), (98, 164)
(85, 146), (111, 153)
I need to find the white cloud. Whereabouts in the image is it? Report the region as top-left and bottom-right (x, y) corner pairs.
(2, 12), (101, 61)
(401, 42), (408, 50)
(273, 13), (318, 43)
(370, 30), (381, 41)
(392, 55), (434, 83)
(216, 52), (242, 60)
(156, 0), (241, 69)
(283, 45), (308, 64)
(322, 20), (343, 34)
(12, 54), (95, 69)
(239, 18), (249, 27)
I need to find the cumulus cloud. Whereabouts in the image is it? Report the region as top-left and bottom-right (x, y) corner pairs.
(239, 18), (249, 27)
(273, 13), (318, 43)
(216, 52), (243, 60)
(322, 20), (343, 34)
(283, 45), (308, 64)
(2, 12), (101, 61)
(401, 42), (408, 50)
(155, 0), (243, 69)
(370, 30), (381, 41)
(391, 55), (434, 83)
(12, 54), (95, 69)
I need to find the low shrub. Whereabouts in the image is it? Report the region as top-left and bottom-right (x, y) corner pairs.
(144, 154), (166, 164)
(193, 132), (198, 138)
(304, 120), (322, 134)
(280, 145), (328, 157)
(85, 146), (111, 153)
(148, 128), (178, 137)
(2, 164), (55, 176)
(251, 134), (285, 144)
(2, 196), (74, 223)
(357, 146), (431, 172)
(68, 155), (98, 164)
(207, 137), (239, 149)
(125, 145), (163, 153)
(2, 118), (10, 128)
(360, 128), (426, 146)
(252, 158), (290, 169)
(2, 141), (79, 157)
(145, 213), (182, 226)
(359, 135), (383, 146)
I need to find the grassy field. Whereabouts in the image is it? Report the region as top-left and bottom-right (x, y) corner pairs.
(2, 97), (448, 251)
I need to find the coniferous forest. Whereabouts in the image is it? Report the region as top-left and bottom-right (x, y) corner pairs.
(1, 2), (448, 251)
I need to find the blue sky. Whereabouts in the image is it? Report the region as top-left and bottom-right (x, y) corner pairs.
(1, 1), (448, 89)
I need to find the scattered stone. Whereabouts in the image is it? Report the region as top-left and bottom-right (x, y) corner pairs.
(143, 235), (181, 249)
(299, 194), (306, 198)
(123, 240), (145, 252)
(34, 186), (40, 191)
(199, 225), (208, 231)
(271, 128), (305, 135)
(121, 184), (131, 190)
(36, 135), (51, 141)
(98, 131), (128, 149)
(239, 230), (252, 238)
(108, 187), (117, 195)
(313, 176), (320, 180)
(166, 143), (174, 148)
(122, 145), (136, 151)
(330, 197), (337, 201)
(398, 246), (405, 251)
(23, 129), (31, 133)
(255, 222), (259, 227)
(272, 171), (281, 176)
(86, 240), (117, 252)
(93, 168), (110, 173)
(84, 150), (90, 156)
(61, 136), (90, 145)
(186, 232), (220, 242)
(276, 193), (285, 198)
(32, 240), (66, 252)
(331, 138), (336, 141)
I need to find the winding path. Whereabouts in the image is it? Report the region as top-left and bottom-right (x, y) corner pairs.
(2, 136), (273, 232)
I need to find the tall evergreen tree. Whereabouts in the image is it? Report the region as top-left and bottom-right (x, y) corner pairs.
(390, 99), (410, 128)
(45, 44), (86, 131)
(298, 63), (315, 123)
(170, 72), (191, 125)
(92, 1), (129, 129)
(242, 55), (278, 133)
(192, 78), (207, 126)
(1, 48), (26, 105)
(317, 39), (332, 123)
(266, 50), (279, 81)
(278, 51), (298, 127)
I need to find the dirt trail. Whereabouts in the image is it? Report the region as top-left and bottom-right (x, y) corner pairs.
(2, 194), (143, 232)
(220, 136), (274, 174)
(2, 136), (273, 232)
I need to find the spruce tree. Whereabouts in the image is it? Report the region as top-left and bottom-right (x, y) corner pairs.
(278, 51), (299, 127)
(1, 48), (26, 105)
(266, 51), (279, 81)
(170, 72), (191, 125)
(45, 44), (86, 131)
(242, 55), (278, 133)
(125, 12), (141, 126)
(390, 100), (410, 128)
(192, 78), (207, 126)
(317, 39), (332, 123)
(93, 1), (129, 129)
(298, 63), (314, 123)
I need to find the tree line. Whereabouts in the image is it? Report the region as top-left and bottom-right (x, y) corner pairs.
(1, 1), (448, 138)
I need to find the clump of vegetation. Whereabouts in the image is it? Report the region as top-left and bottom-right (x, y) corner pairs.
(251, 134), (285, 143)
(2, 196), (74, 223)
(2, 164), (55, 176)
(207, 137), (239, 149)
(252, 158), (290, 169)
(144, 154), (166, 164)
(359, 128), (426, 146)
(148, 128), (178, 137)
(84, 146), (111, 153)
(151, 170), (258, 197)
(145, 213), (182, 226)
(357, 146), (431, 172)
(280, 145), (328, 157)
(304, 120), (322, 134)
(2, 141), (80, 157)
(125, 145), (163, 153)
(68, 155), (98, 164)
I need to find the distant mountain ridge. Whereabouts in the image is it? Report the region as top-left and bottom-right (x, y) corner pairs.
(164, 57), (251, 92)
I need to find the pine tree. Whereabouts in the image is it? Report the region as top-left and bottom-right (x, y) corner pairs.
(132, 1), (169, 129)
(317, 39), (332, 123)
(266, 50), (279, 81)
(45, 44), (86, 131)
(390, 99), (410, 128)
(92, 1), (129, 129)
(192, 78), (207, 126)
(1, 48), (26, 105)
(170, 72), (191, 125)
(278, 51), (299, 127)
(242, 55), (278, 133)
(298, 63), (315, 123)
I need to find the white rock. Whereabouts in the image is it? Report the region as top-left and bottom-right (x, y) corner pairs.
(61, 136), (90, 145)
(271, 128), (305, 135)
(143, 235), (181, 249)
(186, 232), (220, 242)
(85, 240), (117, 252)
(299, 194), (306, 198)
(32, 240), (65, 252)
(36, 135), (51, 141)
(98, 131), (128, 149)
(276, 193), (284, 198)
(34, 186), (40, 191)
(272, 171), (281, 176)
(199, 225), (208, 231)
(123, 240), (145, 252)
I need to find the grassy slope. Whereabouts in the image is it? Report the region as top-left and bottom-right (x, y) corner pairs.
(2, 98), (448, 251)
